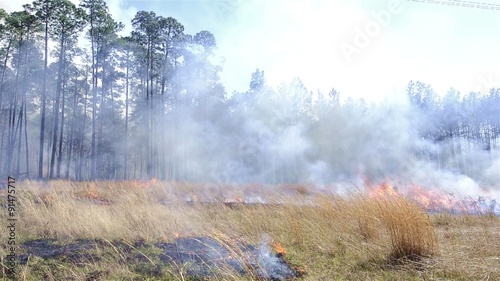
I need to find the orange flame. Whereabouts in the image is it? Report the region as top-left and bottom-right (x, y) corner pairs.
(406, 184), (455, 211)
(364, 178), (462, 212)
(84, 187), (101, 200)
(133, 177), (158, 188)
(273, 242), (286, 256)
(132, 177), (158, 189)
(367, 180), (399, 197)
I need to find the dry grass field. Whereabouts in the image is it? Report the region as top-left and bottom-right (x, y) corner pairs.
(0, 180), (499, 280)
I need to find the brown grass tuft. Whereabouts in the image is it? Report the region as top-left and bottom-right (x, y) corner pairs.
(327, 192), (437, 261)
(373, 195), (437, 260)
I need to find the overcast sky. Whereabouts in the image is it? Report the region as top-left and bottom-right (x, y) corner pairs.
(3, 0), (500, 101)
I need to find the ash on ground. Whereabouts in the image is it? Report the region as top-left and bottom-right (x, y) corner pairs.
(156, 236), (295, 280)
(15, 236), (296, 280)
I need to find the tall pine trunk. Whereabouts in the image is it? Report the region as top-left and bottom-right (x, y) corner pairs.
(56, 60), (67, 177)
(65, 73), (79, 179)
(39, 14), (49, 179)
(49, 36), (65, 178)
(124, 49), (130, 179)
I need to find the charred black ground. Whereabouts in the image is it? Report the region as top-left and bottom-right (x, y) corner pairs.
(16, 236), (297, 280)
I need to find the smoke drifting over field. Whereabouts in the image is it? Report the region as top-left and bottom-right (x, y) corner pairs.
(0, 0), (498, 208)
(151, 76), (499, 204)
(125, 0), (499, 203)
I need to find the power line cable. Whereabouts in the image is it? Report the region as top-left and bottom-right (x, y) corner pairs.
(407, 0), (500, 11)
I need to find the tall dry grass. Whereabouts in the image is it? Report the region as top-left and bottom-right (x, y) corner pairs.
(314, 192), (437, 260)
(0, 180), (450, 280)
(365, 195), (437, 260)
(5, 180), (437, 253)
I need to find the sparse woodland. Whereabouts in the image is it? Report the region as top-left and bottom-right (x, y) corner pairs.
(0, 0), (498, 186)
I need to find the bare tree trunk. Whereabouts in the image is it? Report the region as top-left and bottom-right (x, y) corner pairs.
(49, 37), (65, 178)
(97, 54), (107, 179)
(90, 33), (97, 180)
(39, 16), (50, 179)
(78, 68), (89, 180)
(24, 93), (29, 178)
(124, 54), (129, 179)
(65, 73), (79, 179)
(15, 102), (23, 177)
(56, 61), (67, 178)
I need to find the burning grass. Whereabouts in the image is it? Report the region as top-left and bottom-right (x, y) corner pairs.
(0, 180), (499, 280)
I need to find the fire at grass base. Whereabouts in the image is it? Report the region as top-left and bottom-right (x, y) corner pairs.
(45, 178), (497, 215)
(363, 180), (499, 216)
(1, 180), (499, 280)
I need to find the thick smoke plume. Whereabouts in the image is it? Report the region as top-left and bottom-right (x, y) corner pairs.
(0, 0), (498, 210)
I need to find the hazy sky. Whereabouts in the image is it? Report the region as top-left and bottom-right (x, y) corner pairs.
(3, 0), (500, 101)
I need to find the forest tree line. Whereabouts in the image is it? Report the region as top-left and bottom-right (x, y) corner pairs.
(0, 0), (498, 184)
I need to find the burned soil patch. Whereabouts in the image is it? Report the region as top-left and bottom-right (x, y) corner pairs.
(13, 237), (297, 280)
(18, 238), (101, 264)
(155, 236), (296, 280)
